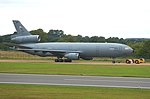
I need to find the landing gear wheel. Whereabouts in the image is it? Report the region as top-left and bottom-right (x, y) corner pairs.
(126, 60), (130, 64)
(64, 59), (72, 62)
(135, 60), (139, 64)
(55, 59), (59, 62)
(54, 59), (72, 62)
(59, 59), (64, 62)
(55, 59), (64, 62)
(112, 60), (115, 64)
(112, 57), (116, 64)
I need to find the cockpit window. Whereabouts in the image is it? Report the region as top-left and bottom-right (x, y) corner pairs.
(109, 47), (115, 50)
(125, 46), (130, 50)
(109, 47), (118, 51)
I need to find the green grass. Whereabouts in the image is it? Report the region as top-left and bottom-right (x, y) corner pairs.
(0, 84), (150, 99)
(0, 51), (55, 60)
(0, 62), (150, 77)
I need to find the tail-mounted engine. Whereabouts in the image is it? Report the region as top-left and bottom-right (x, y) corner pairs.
(11, 35), (40, 43)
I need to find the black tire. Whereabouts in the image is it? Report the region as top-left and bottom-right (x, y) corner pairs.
(135, 60), (139, 64)
(112, 60), (115, 64)
(64, 59), (72, 62)
(59, 59), (64, 62)
(55, 59), (59, 62)
(55, 59), (63, 62)
(126, 60), (130, 64)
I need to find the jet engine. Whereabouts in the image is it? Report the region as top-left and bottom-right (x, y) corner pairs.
(11, 35), (40, 43)
(64, 53), (79, 60)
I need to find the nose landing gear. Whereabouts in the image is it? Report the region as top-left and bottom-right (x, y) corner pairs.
(112, 57), (116, 64)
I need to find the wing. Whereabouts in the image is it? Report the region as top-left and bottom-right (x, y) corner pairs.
(17, 48), (82, 55)
(4, 43), (82, 56)
(3, 42), (32, 49)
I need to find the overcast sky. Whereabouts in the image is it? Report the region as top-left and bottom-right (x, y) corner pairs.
(0, 0), (150, 38)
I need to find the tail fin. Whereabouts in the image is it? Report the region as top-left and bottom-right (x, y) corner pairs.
(11, 20), (31, 38)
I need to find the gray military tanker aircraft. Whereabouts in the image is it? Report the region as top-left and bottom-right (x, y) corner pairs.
(8, 20), (133, 63)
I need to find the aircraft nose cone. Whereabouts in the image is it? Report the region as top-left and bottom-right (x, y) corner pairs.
(129, 47), (134, 54)
(124, 46), (134, 55)
(132, 49), (134, 53)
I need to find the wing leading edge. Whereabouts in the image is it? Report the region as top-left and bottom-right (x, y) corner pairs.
(17, 48), (82, 54)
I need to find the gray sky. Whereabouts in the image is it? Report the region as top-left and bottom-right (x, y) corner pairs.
(0, 0), (150, 38)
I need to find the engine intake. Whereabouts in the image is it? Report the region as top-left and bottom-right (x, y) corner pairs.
(11, 35), (40, 43)
(64, 53), (79, 60)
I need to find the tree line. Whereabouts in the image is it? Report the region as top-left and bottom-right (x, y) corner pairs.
(0, 29), (150, 59)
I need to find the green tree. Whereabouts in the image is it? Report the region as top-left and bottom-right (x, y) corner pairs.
(126, 41), (144, 58)
(138, 40), (150, 58)
(82, 36), (90, 42)
(90, 36), (100, 42)
(58, 34), (77, 42)
(75, 35), (83, 42)
(0, 34), (12, 50)
(47, 29), (64, 42)
(0, 43), (10, 50)
(106, 37), (120, 43)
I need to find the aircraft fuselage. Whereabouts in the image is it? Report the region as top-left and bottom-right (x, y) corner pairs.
(19, 42), (133, 58)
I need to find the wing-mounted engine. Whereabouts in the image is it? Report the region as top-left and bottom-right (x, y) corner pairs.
(11, 35), (40, 43)
(64, 53), (79, 60)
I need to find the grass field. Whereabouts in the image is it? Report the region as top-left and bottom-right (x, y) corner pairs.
(0, 62), (150, 77)
(0, 51), (52, 60)
(0, 84), (150, 99)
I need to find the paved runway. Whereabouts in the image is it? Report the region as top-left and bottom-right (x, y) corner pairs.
(0, 73), (150, 89)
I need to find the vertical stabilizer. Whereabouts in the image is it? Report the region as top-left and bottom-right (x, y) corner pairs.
(11, 20), (40, 43)
(12, 20), (31, 38)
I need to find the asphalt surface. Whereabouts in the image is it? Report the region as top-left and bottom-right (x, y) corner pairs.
(0, 73), (150, 89)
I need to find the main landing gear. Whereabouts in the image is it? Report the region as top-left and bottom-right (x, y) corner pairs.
(54, 59), (72, 62)
(112, 57), (116, 64)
